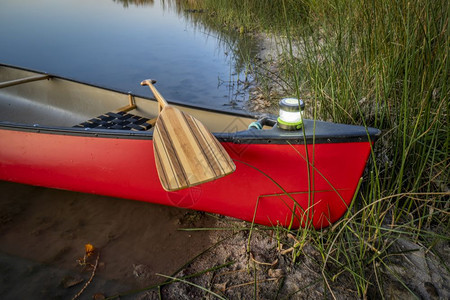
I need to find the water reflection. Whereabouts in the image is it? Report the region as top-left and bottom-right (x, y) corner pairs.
(115, 0), (260, 106)
(0, 0), (259, 111)
(112, 0), (259, 107)
(114, 0), (154, 7)
(165, 0), (261, 107)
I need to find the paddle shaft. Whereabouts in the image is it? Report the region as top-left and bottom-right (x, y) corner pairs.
(141, 79), (168, 111)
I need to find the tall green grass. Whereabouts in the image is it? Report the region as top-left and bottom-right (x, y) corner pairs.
(284, 0), (448, 297)
(180, 0), (448, 297)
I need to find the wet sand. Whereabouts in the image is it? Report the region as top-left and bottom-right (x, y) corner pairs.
(0, 181), (214, 299)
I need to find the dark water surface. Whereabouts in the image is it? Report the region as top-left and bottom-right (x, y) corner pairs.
(0, 0), (249, 110)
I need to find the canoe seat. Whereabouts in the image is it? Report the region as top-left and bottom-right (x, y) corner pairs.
(73, 111), (154, 131)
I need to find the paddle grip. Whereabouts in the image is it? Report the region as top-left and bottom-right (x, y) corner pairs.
(140, 79), (168, 109)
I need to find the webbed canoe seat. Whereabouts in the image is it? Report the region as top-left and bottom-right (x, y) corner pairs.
(73, 94), (156, 131)
(73, 111), (154, 131)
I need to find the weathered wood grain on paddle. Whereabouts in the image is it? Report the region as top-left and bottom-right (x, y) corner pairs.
(153, 106), (235, 191)
(141, 79), (236, 191)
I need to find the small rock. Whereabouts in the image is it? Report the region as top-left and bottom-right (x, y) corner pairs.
(92, 293), (105, 300)
(268, 268), (284, 279)
(61, 276), (84, 288)
(214, 282), (227, 293)
(133, 264), (152, 279)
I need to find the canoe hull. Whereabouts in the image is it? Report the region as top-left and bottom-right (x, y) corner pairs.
(0, 127), (372, 228)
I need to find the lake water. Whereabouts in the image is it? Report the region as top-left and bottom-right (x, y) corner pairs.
(0, 0), (251, 110)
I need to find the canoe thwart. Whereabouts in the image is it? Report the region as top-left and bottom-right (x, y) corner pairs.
(115, 94), (137, 113)
(0, 74), (50, 89)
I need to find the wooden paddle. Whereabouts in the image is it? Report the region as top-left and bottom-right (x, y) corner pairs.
(141, 79), (236, 191)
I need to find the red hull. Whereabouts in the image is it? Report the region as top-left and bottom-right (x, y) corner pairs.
(0, 128), (372, 228)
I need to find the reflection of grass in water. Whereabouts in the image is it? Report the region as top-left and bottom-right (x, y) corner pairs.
(166, 0), (449, 298)
(164, 1), (263, 106)
(113, 0), (155, 8)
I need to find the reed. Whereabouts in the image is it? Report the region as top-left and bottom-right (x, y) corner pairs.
(180, 0), (449, 298)
(183, 0), (308, 31)
(283, 0), (448, 297)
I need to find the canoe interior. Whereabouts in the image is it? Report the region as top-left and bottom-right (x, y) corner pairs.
(0, 65), (255, 133)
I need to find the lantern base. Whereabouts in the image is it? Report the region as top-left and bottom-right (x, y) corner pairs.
(277, 117), (303, 131)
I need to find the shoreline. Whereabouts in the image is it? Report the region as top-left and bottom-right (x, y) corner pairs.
(2, 180), (448, 299)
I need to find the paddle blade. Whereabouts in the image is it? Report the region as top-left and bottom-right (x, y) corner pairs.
(153, 106), (236, 191)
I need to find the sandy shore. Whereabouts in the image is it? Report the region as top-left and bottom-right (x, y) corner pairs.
(0, 181), (361, 299)
(1, 180), (448, 299)
(0, 181), (214, 299)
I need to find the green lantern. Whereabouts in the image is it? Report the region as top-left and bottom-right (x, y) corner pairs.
(277, 98), (305, 131)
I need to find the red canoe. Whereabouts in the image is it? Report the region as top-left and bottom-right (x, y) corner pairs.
(0, 64), (380, 228)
